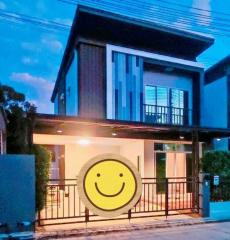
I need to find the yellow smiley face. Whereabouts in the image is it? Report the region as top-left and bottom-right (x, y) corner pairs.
(77, 154), (142, 218)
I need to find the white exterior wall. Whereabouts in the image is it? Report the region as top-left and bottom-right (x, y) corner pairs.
(202, 76), (228, 150)
(65, 144), (120, 179)
(66, 50), (78, 116)
(106, 44), (203, 121)
(202, 76), (227, 128)
(119, 140), (145, 177)
(144, 71), (193, 110)
(33, 134), (145, 179)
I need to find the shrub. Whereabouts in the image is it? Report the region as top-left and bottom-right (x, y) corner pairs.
(201, 151), (230, 177)
(31, 145), (51, 212)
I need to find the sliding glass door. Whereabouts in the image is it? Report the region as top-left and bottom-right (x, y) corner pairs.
(144, 85), (189, 125)
(171, 89), (189, 125)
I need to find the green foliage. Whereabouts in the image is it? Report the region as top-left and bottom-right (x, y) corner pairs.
(0, 84), (36, 153)
(1, 84), (51, 212)
(31, 145), (51, 212)
(201, 151), (230, 177)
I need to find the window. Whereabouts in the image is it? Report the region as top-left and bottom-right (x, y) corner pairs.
(144, 85), (189, 125)
(145, 85), (156, 105)
(156, 153), (166, 193)
(144, 86), (168, 106)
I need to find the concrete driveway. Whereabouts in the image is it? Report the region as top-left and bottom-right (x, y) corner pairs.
(63, 221), (230, 240)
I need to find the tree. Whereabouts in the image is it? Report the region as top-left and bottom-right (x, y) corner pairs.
(0, 84), (36, 153)
(1, 84), (51, 211)
(201, 151), (230, 177)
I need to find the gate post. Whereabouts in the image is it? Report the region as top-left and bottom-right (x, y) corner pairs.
(199, 173), (210, 217)
(85, 207), (89, 223)
(165, 178), (169, 218)
(128, 209), (132, 221)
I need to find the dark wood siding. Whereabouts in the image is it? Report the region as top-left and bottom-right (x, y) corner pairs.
(78, 43), (106, 118)
(192, 72), (200, 125)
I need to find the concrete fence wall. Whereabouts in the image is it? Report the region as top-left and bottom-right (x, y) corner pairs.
(0, 155), (35, 232)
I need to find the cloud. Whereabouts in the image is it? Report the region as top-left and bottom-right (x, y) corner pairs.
(21, 37), (63, 54)
(36, 1), (46, 12)
(54, 18), (72, 26)
(0, 1), (6, 9)
(10, 72), (55, 113)
(21, 41), (38, 51)
(10, 72), (54, 91)
(41, 38), (63, 53)
(21, 56), (38, 65)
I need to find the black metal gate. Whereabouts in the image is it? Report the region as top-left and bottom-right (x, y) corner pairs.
(38, 177), (200, 226)
(210, 176), (230, 202)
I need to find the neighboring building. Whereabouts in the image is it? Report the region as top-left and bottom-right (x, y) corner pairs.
(33, 6), (230, 224)
(0, 106), (7, 154)
(204, 55), (230, 150)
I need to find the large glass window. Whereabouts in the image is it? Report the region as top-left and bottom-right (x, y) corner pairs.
(144, 85), (188, 125)
(156, 152), (166, 193)
(171, 89), (184, 109)
(145, 85), (156, 105)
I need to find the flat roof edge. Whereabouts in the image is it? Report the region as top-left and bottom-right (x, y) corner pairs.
(77, 5), (214, 44)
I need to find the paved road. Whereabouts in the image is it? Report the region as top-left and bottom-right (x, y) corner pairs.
(63, 221), (230, 240)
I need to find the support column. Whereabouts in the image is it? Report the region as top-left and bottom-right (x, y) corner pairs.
(192, 129), (200, 178)
(199, 173), (210, 217)
(192, 129), (200, 210)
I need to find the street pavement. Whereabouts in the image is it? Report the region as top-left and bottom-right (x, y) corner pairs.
(63, 221), (230, 240)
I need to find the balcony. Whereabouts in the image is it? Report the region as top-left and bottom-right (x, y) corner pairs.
(143, 104), (192, 126)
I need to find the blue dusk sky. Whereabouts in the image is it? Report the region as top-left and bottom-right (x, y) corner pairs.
(1, 0), (230, 113)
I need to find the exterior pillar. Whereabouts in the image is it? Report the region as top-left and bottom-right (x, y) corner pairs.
(192, 129), (199, 178)
(192, 129), (200, 210)
(199, 173), (210, 217)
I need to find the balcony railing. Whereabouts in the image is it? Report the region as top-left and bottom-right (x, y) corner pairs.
(143, 104), (192, 126)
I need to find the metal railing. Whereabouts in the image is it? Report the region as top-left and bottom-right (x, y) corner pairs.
(210, 177), (230, 202)
(37, 177), (200, 226)
(143, 104), (192, 125)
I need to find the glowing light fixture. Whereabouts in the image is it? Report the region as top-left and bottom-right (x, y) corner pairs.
(112, 132), (117, 136)
(216, 138), (221, 141)
(57, 130), (62, 133)
(78, 139), (90, 145)
(179, 136), (184, 140)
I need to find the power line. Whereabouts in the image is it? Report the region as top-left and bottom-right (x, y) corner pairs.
(61, 0), (230, 24)
(0, 9), (71, 32)
(58, 0), (230, 38)
(155, 0), (230, 18)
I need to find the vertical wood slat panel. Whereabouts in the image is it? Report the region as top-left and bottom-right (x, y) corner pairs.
(78, 43), (106, 118)
(113, 52), (143, 121)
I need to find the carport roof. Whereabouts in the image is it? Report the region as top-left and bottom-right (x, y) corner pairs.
(33, 114), (230, 143)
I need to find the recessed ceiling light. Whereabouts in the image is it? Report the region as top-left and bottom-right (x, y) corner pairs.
(112, 132), (117, 136)
(77, 139), (90, 145)
(57, 130), (62, 133)
(179, 136), (184, 140)
(165, 67), (174, 72)
(216, 138), (221, 141)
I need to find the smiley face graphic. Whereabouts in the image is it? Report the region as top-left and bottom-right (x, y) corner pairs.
(77, 154), (142, 218)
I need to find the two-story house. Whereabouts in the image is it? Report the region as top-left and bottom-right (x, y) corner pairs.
(33, 6), (230, 224)
(204, 55), (230, 151)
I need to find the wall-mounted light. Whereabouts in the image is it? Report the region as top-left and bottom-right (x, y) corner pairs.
(77, 139), (90, 146)
(112, 132), (117, 136)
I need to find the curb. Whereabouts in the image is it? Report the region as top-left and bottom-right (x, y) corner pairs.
(36, 218), (230, 239)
